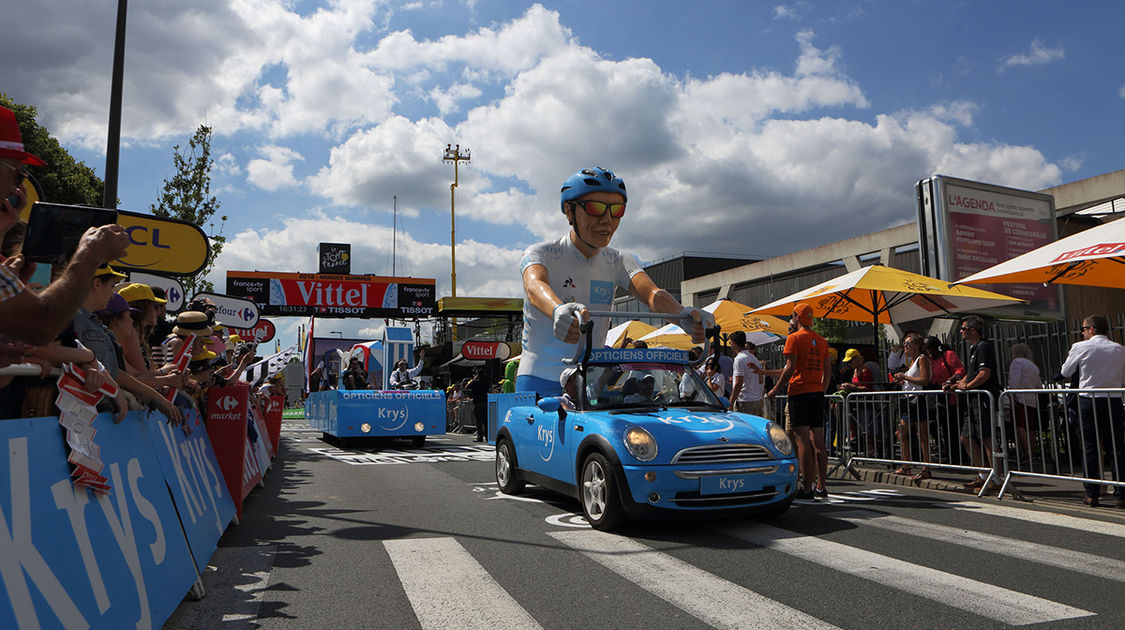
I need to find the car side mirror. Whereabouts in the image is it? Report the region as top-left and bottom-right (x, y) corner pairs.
(538, 397), (561, 413)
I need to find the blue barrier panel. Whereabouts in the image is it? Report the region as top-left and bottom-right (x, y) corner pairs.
(307, 389), (446, 438)
(489, 393), (537, 445)
(145, 406), (236, 572)
(0, 412), (199, 629)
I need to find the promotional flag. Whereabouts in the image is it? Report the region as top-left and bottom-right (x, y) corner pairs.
(242, 344), (300, 388)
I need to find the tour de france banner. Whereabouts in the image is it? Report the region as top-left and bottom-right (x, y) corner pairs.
(0, 413), (201, 629)
(226, 271), (436, 318)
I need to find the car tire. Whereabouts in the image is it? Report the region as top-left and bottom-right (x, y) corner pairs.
(580, 452), (627, 531)
(495, 439), (525, 495)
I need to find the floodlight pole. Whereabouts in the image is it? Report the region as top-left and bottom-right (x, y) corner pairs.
(103, 0), (128, 209)
(442, 144), (470, 297)
(392, 195), (397, 277)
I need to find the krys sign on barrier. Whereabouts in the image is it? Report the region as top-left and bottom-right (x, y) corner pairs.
(192, 292), (261, 328)
(0, 413), (200, 629)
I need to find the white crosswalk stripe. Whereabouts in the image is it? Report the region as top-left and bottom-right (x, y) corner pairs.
(548, 529), (839, 630)
(383, 537), (542, 630)
(944, 500), (1125, 538)
(717, 522), (1095, 625)
(833, 510), (1125, 582)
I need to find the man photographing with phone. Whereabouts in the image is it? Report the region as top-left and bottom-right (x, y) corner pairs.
(0, 105), (130, 345)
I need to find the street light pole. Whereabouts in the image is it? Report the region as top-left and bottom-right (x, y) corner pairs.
(103, 0), (129, 209)
(442, 144), (470, 297)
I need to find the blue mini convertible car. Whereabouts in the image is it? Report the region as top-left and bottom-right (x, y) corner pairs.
(494, 338), (798, 530)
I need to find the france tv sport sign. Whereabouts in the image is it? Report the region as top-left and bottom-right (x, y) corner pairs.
(190, 292), (261, 328)
(225, 271), (436, 318)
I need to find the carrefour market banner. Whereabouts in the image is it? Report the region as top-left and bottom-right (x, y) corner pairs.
(226, 271), (436, 318)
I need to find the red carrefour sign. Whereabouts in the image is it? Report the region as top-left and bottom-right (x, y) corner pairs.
(226, 271), (436, 318)
(230, 319), (276, 343)
(462, 341), (512, 361)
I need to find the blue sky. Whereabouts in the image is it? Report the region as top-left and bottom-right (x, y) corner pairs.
(8, 0), (1124, 348)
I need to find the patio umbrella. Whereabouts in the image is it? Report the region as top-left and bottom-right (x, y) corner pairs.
(953, 215), (1125, 289)
(749, 264), (1024, 348)
(636, 324), (698, 350)
(701, 299), (790, 338)
(604, 319), (658, 348)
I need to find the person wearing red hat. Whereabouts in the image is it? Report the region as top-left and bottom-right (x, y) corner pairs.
(0, 106), (131, 345)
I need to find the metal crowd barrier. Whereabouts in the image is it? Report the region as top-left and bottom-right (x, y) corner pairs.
(840, 389), (1002, 497)
(996, 387), (1125, 500)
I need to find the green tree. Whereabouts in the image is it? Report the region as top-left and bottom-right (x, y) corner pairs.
(151, 124), (226, 296)
(1, 94), (104, 206)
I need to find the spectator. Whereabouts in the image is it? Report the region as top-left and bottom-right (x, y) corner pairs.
(767, 303), (831, 500)
(729, 331), (765, 415)
(467, 367), (491, 442)
(147, 287), (175, 356)
(1007, 342), (1042, 465)
(894, 332), (932, 480)
(1059, 315), (1125, 508)
(839, 347), (881, 456)
(948, 315), (1000, 491)
(924, 335), (966, 461)
(631, 339), (648, 349)
(389, 358), (423, 389)
(559, 366), (580, 410)
(703, 357), (725, 395)
(342, 357), (369, 390)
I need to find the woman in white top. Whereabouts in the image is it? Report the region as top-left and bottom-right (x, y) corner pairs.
(1007, 343), (1042, 463)
(703, 357), (726, 396)
(893, 333), (932, 480)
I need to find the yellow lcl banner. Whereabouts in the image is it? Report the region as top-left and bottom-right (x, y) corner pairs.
(21, 202), (210, 277)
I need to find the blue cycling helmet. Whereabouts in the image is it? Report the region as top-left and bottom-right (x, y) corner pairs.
(560, 167), (627, 213)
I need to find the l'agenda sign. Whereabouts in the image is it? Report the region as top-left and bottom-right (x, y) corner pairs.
(226, 271), (436, 318)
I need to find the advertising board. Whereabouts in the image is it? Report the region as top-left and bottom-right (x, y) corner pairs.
(916, 175), (1060, 319)
(318, 243), (351, 274)
(226, 271), (436, 318)
(191, 291), (261, 328)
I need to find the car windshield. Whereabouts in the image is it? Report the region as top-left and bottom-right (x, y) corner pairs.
(582, 362), (724, 410)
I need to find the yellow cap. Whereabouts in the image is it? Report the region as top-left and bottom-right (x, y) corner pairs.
(94, 265), (127, 279)
(117, 282), (167, 304)
(843, 348), (863, 363)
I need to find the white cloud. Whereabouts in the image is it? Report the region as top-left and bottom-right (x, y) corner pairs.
(999, 40), (1065, 71)
(246, 145), (305, 191)
(428, 83), (483, 116)
(1119, 84), (1125, 99)
(1060, 155), (1084, 172)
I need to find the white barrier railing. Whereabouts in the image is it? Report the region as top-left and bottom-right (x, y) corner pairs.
(996, 388), (1125, 501)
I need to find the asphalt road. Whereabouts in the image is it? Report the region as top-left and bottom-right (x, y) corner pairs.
(166, 418), (1125, 629)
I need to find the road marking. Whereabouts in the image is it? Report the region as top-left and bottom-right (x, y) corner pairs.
(944, 501), (1125, 538)
(549, 530), (839, 630)
(384, 537), (542, 630)
(545, 513), (589, 528)
(718, 523), (1093, 625)
(834, 510), (1125, 582)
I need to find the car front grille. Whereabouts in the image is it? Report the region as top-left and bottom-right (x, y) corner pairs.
(670, 444), (773, 465)
(671, 487), (780, 507)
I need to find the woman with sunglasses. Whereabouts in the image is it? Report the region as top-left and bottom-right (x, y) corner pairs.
(518, 166), (710, 395)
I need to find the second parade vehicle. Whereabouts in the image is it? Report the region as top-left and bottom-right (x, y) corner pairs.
(494, 316), (798, 530)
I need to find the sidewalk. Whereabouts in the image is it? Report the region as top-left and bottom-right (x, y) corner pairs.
(832, 461), (1125, 517)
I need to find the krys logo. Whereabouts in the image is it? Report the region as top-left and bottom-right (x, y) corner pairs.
(658, 414), (734, 433)
(537, 424), (555, 461)
(589, 280), (614, 305)
(377, 405), (409, 430)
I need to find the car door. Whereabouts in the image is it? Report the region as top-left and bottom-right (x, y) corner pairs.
(528, 405), (573, 483)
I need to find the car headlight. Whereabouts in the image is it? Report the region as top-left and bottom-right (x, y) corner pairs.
(623, 426), (658, 462)
(767, 422), (792, 455)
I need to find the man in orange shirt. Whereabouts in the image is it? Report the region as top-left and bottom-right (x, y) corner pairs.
(767, 303), (832, 499)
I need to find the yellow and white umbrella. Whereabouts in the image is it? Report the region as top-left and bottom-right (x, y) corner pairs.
(750, 264), (1023, 346)
(636, 324), (698, 350)
(701, 298), (789, 341)
(954, 215), (1125, 289)
(604, 319), (658, 348)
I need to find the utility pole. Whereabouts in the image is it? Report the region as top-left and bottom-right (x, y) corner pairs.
(392, 195), (397, 277)
(103, 0), (129, 208)
(442, 144), (470, 297)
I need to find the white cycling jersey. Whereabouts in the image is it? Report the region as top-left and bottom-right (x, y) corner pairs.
(519, 235), (643, 383)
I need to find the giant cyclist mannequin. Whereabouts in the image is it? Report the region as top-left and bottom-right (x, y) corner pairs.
(517, 167), (712, 396)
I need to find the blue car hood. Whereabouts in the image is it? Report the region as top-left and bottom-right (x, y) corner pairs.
(600, 408), (773, 447)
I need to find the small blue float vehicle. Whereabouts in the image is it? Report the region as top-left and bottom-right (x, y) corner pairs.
(494, 314), (798, 530)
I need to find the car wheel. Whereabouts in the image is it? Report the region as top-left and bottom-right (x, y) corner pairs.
(580, 452), (626, 531)
(495, 439), (525, 494)
(411, 436), (426, 448)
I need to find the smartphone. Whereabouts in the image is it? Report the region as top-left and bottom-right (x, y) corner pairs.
(22, 202), (119, 263)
